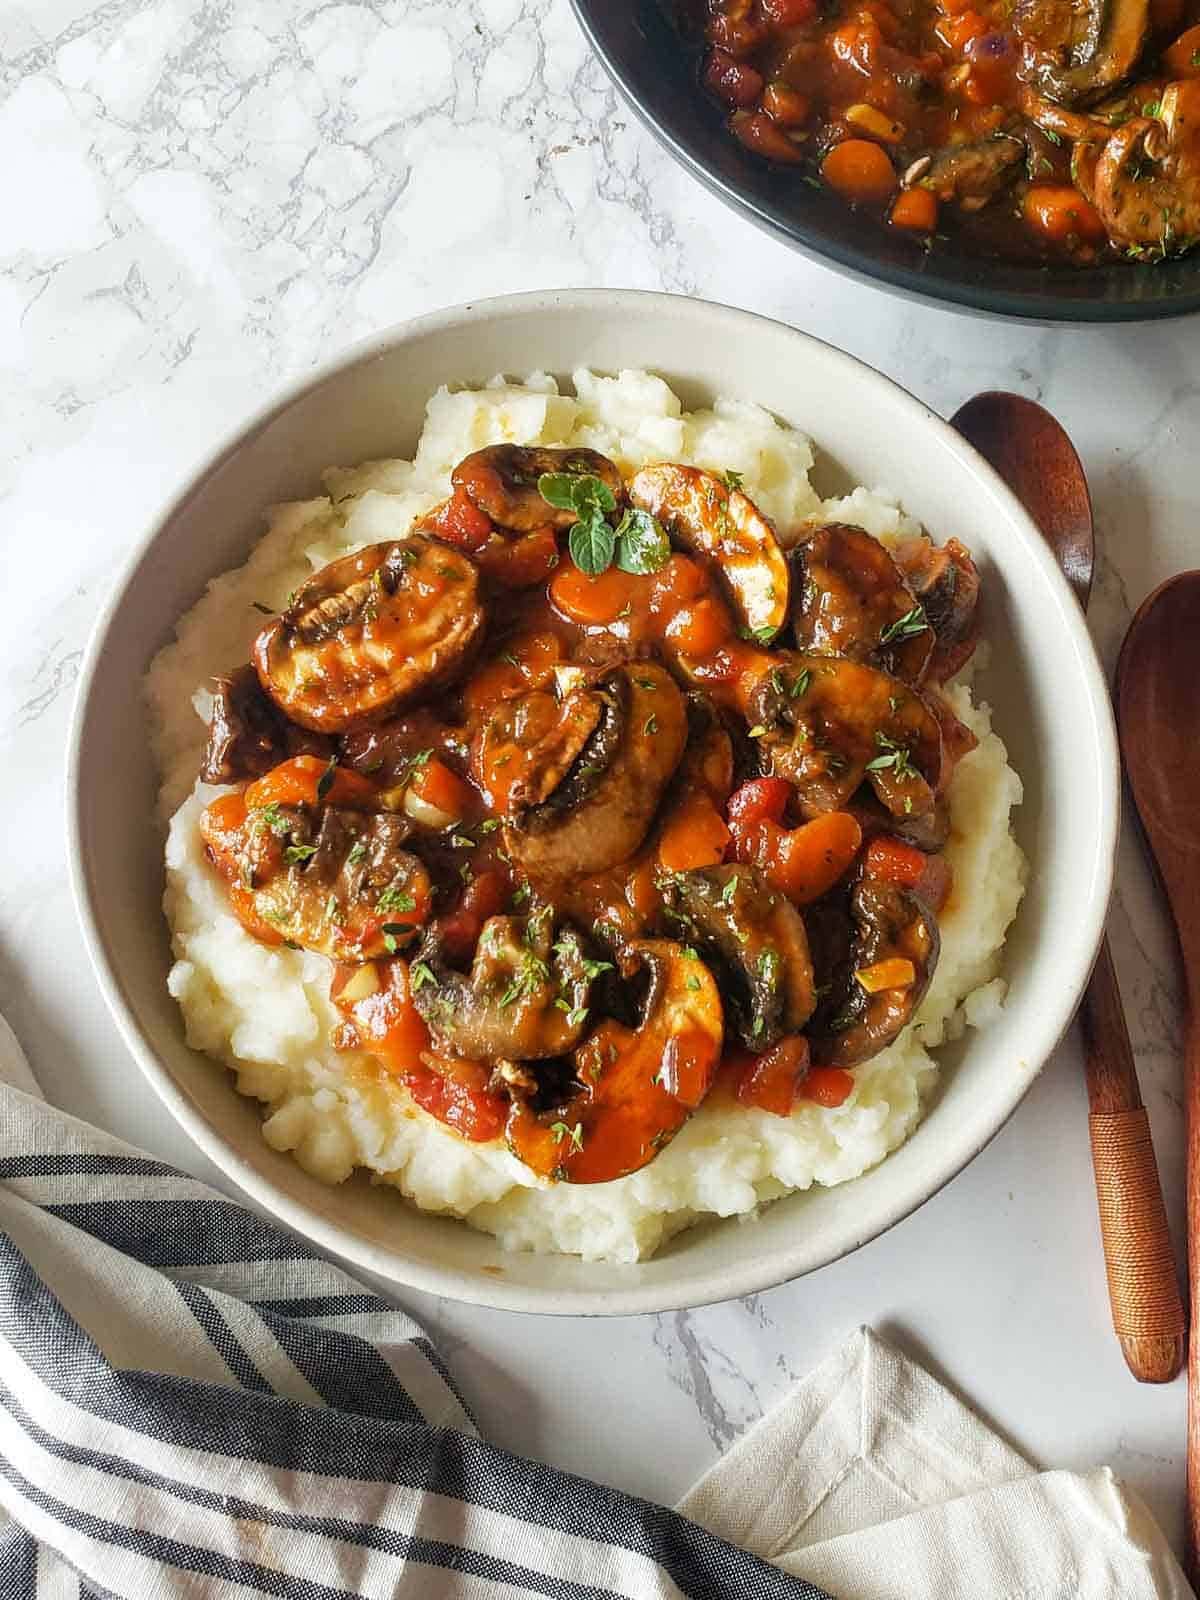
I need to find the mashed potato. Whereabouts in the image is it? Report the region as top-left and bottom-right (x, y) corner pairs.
(146, 371), (1026, 1263)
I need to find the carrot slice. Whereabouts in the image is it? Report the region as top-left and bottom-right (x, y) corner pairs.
(890, 187), (939, 233)
(821, 139), (896, 204)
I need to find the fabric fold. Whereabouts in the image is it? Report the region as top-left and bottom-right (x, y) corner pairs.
(0, 1041), (832, 1600)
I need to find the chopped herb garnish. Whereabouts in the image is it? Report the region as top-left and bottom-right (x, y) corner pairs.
(720, 874), (739, 905)
(284, 843), (317, 865)
(549, 1120), (585, 1152)
(616, 601), (633, 620)
(747, 724), (767, 738)
(502, 652), (519, 668)
(316, 757), (338, 802)
(477, 818), (501, 834)
(511, 884), (531, 909)
(410, 961), (436, 991)
(738, 624), (778, 646)
(686, 975), (702, 992)
(581, 956), (614, 980)
(382, 921), (412, 954)
(254, 802), (291, 838)
(347, 842), (367, 866)
(499, 952), (550, 1009)
(865, 730), (915, 778)
(377, 884), (416, 914)
(644, 714), (658, 735)
(879, 604), (928, 645)
(790, 668), (811, 699)
(450, 833), (474, 850)
(636, 677), (657, 691)
(252, 601), (274, 615)
(1043, 127), (1063, 145)
(724, 468), (745, 492)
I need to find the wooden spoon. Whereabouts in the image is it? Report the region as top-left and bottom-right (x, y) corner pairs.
(1117, 572), (1200, 1569)
(952, 391), (1185, 1386)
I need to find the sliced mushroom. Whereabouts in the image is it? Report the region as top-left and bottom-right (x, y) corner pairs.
(1016, 0), (1149, 105)
(891, 535), (980, 681)
(748, 653), (944, 821)
(628, 464), (790, 638)
(200, 797), (431, 963)
(505, 939), (724, 1182)
(1081, 81), (1200, 249)
(663, 864), (815, 1049)
(253, 536), (484, 733)
(808, 878), (940, 1068)
(498, 663), (688, 880)
(201, 664), (333, 783)
(919, 133), (1026, 210)
(791, 523), (933, 683)
(452, 446), (623, 534)
(410, 913), (593, 1061)
(472, 680), (606, 815)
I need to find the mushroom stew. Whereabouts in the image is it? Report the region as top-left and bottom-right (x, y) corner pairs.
(685, 0), (1200, 264)
(197, 447), (982, 1185)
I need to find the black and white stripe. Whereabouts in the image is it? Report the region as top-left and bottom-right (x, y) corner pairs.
(0, 1075), (835, 1599)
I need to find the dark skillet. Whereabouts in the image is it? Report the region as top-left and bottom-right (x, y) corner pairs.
(569, 0), (1200, 323)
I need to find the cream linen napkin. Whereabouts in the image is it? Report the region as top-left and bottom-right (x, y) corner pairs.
(680, 1325), (1192, 1599)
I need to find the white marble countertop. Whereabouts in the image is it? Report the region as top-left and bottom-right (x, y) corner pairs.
(2, 0), (1195, 1564)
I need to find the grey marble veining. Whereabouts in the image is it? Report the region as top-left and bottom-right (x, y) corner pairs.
(2, 0), (1196, 1561)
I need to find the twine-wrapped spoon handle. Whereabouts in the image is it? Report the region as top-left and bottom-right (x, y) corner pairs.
(951, 391), (1184, 1386)
(1081, 941), (1185, 1383)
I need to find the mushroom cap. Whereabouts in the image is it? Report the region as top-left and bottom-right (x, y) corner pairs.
(628, 463), (790, 639)
(253, 536), (485, 733)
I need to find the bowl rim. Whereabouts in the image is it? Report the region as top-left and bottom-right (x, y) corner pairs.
(567, 0), (1200, 325)
(67, 287), (1119, 1314)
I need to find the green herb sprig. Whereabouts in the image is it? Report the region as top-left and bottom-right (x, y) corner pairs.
(538, 473), (669, 577)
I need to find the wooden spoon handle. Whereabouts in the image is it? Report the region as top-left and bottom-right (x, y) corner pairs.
(1186, 1005), (1200, 1581)
(1080, 939), (1185, 1384)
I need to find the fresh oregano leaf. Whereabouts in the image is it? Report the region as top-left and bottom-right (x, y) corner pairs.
(569, 516), (616, 576)
(614, 508), (670, 574)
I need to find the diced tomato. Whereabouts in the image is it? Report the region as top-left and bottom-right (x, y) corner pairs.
(801, 1067), (856, 1107)
(727, 777), (792, 830)
(473, 527), (561, 589)
(864, 835), (952, 911)
(332, 959), (431, 1076)
(245, 754), (378, 812)
(731, 109), (807, 162)
(437, 868), (511, 963)
(704, 47), (765, 107)
(734, 1036), (811, 1116)
(331, 962), (505, 1142)
(419, 487), (494, 552)
(408, 756), (476, 823)
(407, 1056), (507, 1143)
(762, 80), (811, 126)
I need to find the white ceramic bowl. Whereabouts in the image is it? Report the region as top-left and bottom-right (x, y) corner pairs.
(68, 290), (1117, 1315)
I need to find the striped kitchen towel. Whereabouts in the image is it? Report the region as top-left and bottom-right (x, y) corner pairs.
(0, 1015), (832, 1600)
